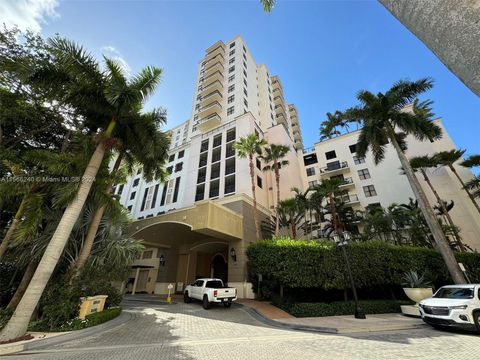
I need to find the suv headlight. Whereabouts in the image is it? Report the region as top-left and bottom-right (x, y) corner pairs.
(449, 305), (467, 310)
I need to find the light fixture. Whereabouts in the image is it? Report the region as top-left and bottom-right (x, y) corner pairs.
(230, 248), (237, 262)
(159, 254), (165, 267)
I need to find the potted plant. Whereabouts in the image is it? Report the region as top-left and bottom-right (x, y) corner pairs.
(402, 270), (433, 304)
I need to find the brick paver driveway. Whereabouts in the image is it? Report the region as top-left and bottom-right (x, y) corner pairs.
(9, 295), (480, 359)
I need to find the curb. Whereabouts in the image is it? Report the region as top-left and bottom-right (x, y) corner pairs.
(0, 310), (133, 356)
(237, 304), (428, 334)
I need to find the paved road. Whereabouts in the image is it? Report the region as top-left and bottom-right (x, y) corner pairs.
(8, 295), (480, 359)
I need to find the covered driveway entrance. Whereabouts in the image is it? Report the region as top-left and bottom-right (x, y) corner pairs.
(126, 201), (250, 296)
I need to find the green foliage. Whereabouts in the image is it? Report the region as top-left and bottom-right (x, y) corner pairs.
(0, 308), (13, 330)
(247, 239), (480, 292)
(402, 270), (431, 288)
(30, 308), (121, 332)
(279, 300), (412, 318)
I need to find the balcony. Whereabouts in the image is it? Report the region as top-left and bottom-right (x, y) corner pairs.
(293, 131), (302, 141)
(341, 193), (360, 205)
(274, 95), (284, 106)
(339, 177), (355, 188)
(202, 70), (223, 84)
(319, 161), (350, 177)
(204, 62), (224, 79)
(205, 45), (225, 63)
(200, 90), (222, 107)
(204, 54), (224, 69)
(200, 80), (223, 95)
(198, 113), (221, 132)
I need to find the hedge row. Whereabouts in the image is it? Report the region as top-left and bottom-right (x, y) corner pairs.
(279, 300), (412, 318)
(246, 239), (480, 290)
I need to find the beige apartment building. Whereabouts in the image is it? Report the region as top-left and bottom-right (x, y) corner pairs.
(116, 37), (480, 299)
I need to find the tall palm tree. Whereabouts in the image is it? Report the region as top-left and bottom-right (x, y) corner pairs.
(260, 1), (480, 97)
(319, 112), (343, 141)
(410, 155), (465, 251)
(315, 178), (345, 236)
(434, 150), (480, 216)
(68, 109), (169, 283)
(276, 198), (304, 239)
(233, 134), (267, 241)
(0, 39), (163, 342)
(261, 144), (290, 236)
(342, 78), (466, 284)
(291, 187), (311, 239)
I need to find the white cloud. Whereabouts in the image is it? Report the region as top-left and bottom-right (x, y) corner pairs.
(101, 45), (132, 75)
(0, 0), (59, 32)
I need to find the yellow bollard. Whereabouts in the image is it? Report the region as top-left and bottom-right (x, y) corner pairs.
(166, 283), (174, 304)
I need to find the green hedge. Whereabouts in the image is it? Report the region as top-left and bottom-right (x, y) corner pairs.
(247, 239), (480, 291)
(280, 300), (412, 318)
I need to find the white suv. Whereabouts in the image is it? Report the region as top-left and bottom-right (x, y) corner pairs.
(419, 284), (480, 332)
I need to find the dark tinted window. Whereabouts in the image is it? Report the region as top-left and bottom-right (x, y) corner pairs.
(194, 280), (204, 287)
(325, 150), (336, 160)
(349, 144), (357, 153)
(434, 287), (474, 299)
(206, 280), (224, 288)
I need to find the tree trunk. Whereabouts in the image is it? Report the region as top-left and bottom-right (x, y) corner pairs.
(330, 193), (338, 234)
(378, 0), (480, 97)
(274, 162), (280, 237)
(386, 125), (466, 284)
(68, 152), (124, 284)
(249, 155), (261, 241)
(7, 262), (37, 310)
(0, 197), (27, 260)
(0, 119), (115, 342)
(448, 164), (480, 216)
(421, 169), (465, 252)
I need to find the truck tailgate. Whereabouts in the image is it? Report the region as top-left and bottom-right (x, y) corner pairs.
(215, 288), (236, 298)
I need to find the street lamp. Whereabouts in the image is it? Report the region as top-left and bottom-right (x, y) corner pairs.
(333, 231), (366, 319)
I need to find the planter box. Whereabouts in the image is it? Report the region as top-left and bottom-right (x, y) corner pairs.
(79, 295), (108, 319)
(402, 288), (433, 304)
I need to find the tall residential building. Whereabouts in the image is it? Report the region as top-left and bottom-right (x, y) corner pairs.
(115, 37), (480, 299)
(116, 36), (303, 298)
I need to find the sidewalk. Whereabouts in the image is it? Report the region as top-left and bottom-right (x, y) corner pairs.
(238, 299), (427, 334)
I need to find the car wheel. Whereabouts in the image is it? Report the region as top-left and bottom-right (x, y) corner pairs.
(473, 311), (480, 333)
(184, 292), (191, 303)
(223, 301), (232, 308)
(202, 295), (211, 310)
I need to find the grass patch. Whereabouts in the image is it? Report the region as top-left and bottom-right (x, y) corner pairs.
(278, 300), (413, 317)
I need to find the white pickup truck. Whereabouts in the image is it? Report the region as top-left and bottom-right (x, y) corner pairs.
(419, 284), (480, 332)
(184, 278), (237, 309)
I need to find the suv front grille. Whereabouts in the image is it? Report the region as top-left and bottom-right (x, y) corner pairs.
(422, 306), (450, 316)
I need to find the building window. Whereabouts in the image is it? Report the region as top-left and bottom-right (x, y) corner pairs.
(244, 98), (248, 107)
(229, 49), (235, 56)
(243, 70), (247, 77)
(243, 45), (246, 52)
(228, 95), (234, 104)
(130, 191), (136, 200)
(244, 79), (247, 87)
(306, 167), (316, 177)
(175, 162), (183, 172)
(243, 61), (247, 69)
(353, 156), (365, 165)
(228, 74), (235, 82)
(195, 104), (200, 110)
(178, 150), (184, 159)
(151, 184), (160, 208)
(142, 250), (153, 259)
(173, 177), (181, 203)
(256, 158), (261, 170)
(229, 58), (235, 64)
(363, 185), (377, 197)
(228, 84), (235, 93)
(244, 88), (247, 96)
(230, 42), (235, 48)
(349, 144), (357, 153)
(132, 178), (139, 187)
(325, 150), (336, 160)
(168, 154), (175, 162)
(229, 66), (235, 73)
(358, 168), (371, 180)
(166, 166), (173, 174)
(308, 180), (318, 187)
(160, 185), (167, 206)
(127, 205), (132, 211)
(227, 106), (234, 115)
(140, 188), (149, 211)
(257, 176), (263, 188)
(117, 184), (124, 195)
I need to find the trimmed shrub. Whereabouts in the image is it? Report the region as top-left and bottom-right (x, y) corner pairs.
(247, 239), (480, 293)
(281, 300), (412, 318)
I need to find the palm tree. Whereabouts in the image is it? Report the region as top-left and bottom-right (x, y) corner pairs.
(261, 144), (290, 236)
(319, 112), (343, 141)
(260, 1), (480, 97)
(314, 178), (345, 237)
(233, 134), (267, 240)
(0, 39), (163, 341)
(277, 198), (304, 239)
(434, 150), (480, 216)
(410, 155), (465, 251)
(291, 187), (311, 239)
(341, 78), (466, 284)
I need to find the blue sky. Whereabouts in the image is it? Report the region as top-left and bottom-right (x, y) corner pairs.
(3, 0), (480, 156)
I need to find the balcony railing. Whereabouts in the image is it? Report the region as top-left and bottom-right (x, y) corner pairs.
(303, 146), (315, 154)
(319, 161), (349, 174)
(339, 177), (354, 187)
(341, 194), (359, 204)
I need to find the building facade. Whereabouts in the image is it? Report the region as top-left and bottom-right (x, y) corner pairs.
(116, 36), (480, 299)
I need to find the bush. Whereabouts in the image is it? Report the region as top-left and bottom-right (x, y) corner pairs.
(281, 300), (412, 318)
(30, 308), (121, 332)
(247, 239), (480, 294)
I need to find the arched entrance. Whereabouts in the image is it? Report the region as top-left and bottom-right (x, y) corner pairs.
(211, 254), (228, 283)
